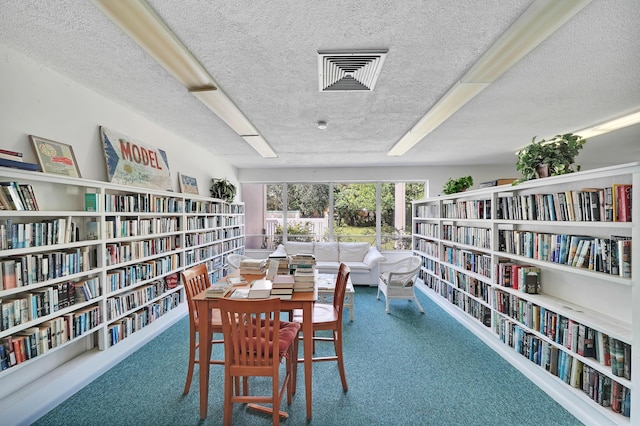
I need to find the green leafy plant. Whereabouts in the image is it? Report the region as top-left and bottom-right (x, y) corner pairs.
(515, 133), (586, 184)
(443, 176), (473, 195)
(210, 177), (236, 203)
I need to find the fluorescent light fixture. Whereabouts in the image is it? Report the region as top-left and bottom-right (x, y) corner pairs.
(388, 82), (488, 156)
(91, 0), (214, 90)
(242, 136), (277, 158)
(92, 0), (277, 158)
(190, 88), (258, 136)
(388, 0), (590, 156)
(575, 111), (640, 139)
(462, 0), (591, 83)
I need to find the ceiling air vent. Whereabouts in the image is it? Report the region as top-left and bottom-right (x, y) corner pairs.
(318, 50), (388, 92)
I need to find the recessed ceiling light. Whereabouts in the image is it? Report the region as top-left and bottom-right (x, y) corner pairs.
(317, 121), (328, 130)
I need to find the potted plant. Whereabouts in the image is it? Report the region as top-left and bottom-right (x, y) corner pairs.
(443, 176), (473, 195)
(515, 133), (586, 184)
(210, 177), (236, 202)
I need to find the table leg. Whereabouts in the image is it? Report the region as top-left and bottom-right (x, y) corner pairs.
(197, 302), (212, 419)
(303, 301), (313, 420)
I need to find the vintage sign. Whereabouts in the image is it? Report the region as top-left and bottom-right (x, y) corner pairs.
(100, 126), (172, 191)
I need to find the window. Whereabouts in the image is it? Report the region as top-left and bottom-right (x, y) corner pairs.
(242, 181), (425, 251)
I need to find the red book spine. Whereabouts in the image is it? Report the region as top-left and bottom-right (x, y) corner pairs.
(616, 185), (632, 222)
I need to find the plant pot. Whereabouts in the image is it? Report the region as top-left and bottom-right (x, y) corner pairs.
(536, 164), (550, 179)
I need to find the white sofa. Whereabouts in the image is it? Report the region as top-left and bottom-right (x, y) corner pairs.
(270, 241), (386, 285)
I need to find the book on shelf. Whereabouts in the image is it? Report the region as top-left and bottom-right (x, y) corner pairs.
(609, 235), (631, 277)
(84, 193), (100, 212)
(248, 279), (272, 299)
(478, 178), (516, 188)
(0, 157), (40, 171)
(0, 148), (23, 162)
(613, 184), (632, 222)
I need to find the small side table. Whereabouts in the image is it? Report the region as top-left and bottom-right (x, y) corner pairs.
(317, 273), (355, 321)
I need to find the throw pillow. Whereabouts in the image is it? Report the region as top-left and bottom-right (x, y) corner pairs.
(314, 242), (339, 262)
(339, 242), (370, 262)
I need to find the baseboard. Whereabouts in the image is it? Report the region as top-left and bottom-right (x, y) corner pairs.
(0, 305), (187, 426)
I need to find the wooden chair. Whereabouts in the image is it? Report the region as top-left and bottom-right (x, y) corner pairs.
(218, 298), (300, 426)
(377, 256), (424, 314)
(181, 263), (224, 395)
(292, 263), (350, 393)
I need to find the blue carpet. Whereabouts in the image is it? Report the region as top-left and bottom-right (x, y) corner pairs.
(34, 287), (582, 425)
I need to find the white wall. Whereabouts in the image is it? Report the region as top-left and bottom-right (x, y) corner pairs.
(0, 44), (238, 194)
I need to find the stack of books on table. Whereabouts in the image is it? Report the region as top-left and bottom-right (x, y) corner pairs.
(204, 281), (233, 298)
(293, 268), (315, 292)
(268, 254), (291, 274)
(239, 258), (267, 275)
(248, 279), (272, 299)
(290, 253), (316, 272)
(271, 274), (295, 299)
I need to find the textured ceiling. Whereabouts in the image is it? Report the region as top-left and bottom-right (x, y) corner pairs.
(0, 0), (639, 170)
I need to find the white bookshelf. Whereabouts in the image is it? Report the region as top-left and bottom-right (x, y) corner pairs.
(413, 162), (639, 426)
(0, 167), (244, 424)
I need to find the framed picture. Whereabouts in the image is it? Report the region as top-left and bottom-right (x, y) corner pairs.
(30, 135), (82, 178)
(179, 173), (199, 194)
(99, 126), (172, 191)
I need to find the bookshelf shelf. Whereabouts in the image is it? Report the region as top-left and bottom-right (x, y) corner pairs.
(0, 166), (245, 415)
(413, 162), (639, 425)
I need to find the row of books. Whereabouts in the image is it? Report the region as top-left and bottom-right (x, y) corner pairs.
(107, 293), (180, 347)
(0, 247), (94, 291)
(495, 263), (541, 294)
(496, 184), (632, 222)
(438, 265), (491, 303)
(0, 217), (84, 250)
(0, 304), (102, 371)
(441, 247), (492, 278)
(104, 237), (178, 266)
(493, 293), (631, 378)
(104, 216), (179, 239)
(105, 279), (170, 320)
(496, 318), (630, 416)
(103, 193), (183, 214)
(106, 256), (178, 292)
(441, 198), (491, 220)
(498, 230), (632, 277)
(441, 224), (492, 249)
(0, 181), (39, 211)
(0, 280), (87, 331)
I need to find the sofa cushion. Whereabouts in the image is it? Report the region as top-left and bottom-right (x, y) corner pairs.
(284, 241), (314, 255)
(339, 242), (370, 262)
(314, 242), (339, 262)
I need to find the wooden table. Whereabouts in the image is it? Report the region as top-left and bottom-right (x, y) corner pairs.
(192, 272), (317, 420)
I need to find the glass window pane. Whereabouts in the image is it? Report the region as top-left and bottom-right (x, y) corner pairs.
(285, 184), (330, 242)
(380, 182), (425, 250)
(333, 183), (377, 245)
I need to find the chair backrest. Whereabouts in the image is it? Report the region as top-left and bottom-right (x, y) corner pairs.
(387, 256), (421, 287)
(181, 263), (210, 323)
(218, 298), (285, 369)
(333, 263), (351, 319)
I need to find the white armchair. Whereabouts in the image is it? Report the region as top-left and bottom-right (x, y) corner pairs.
(377, 256), (424, 314)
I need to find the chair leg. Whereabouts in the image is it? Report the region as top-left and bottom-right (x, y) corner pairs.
(223, 370), (233, 426)
(386, 297), (390, 314)
(413, 294), (425, 313)
(377, 287), (381, 299)
(334, 329), (348, 392)
(292, 335), (299, 395)
(272, 368), (280, 426)
(183, 328), (197, 395)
